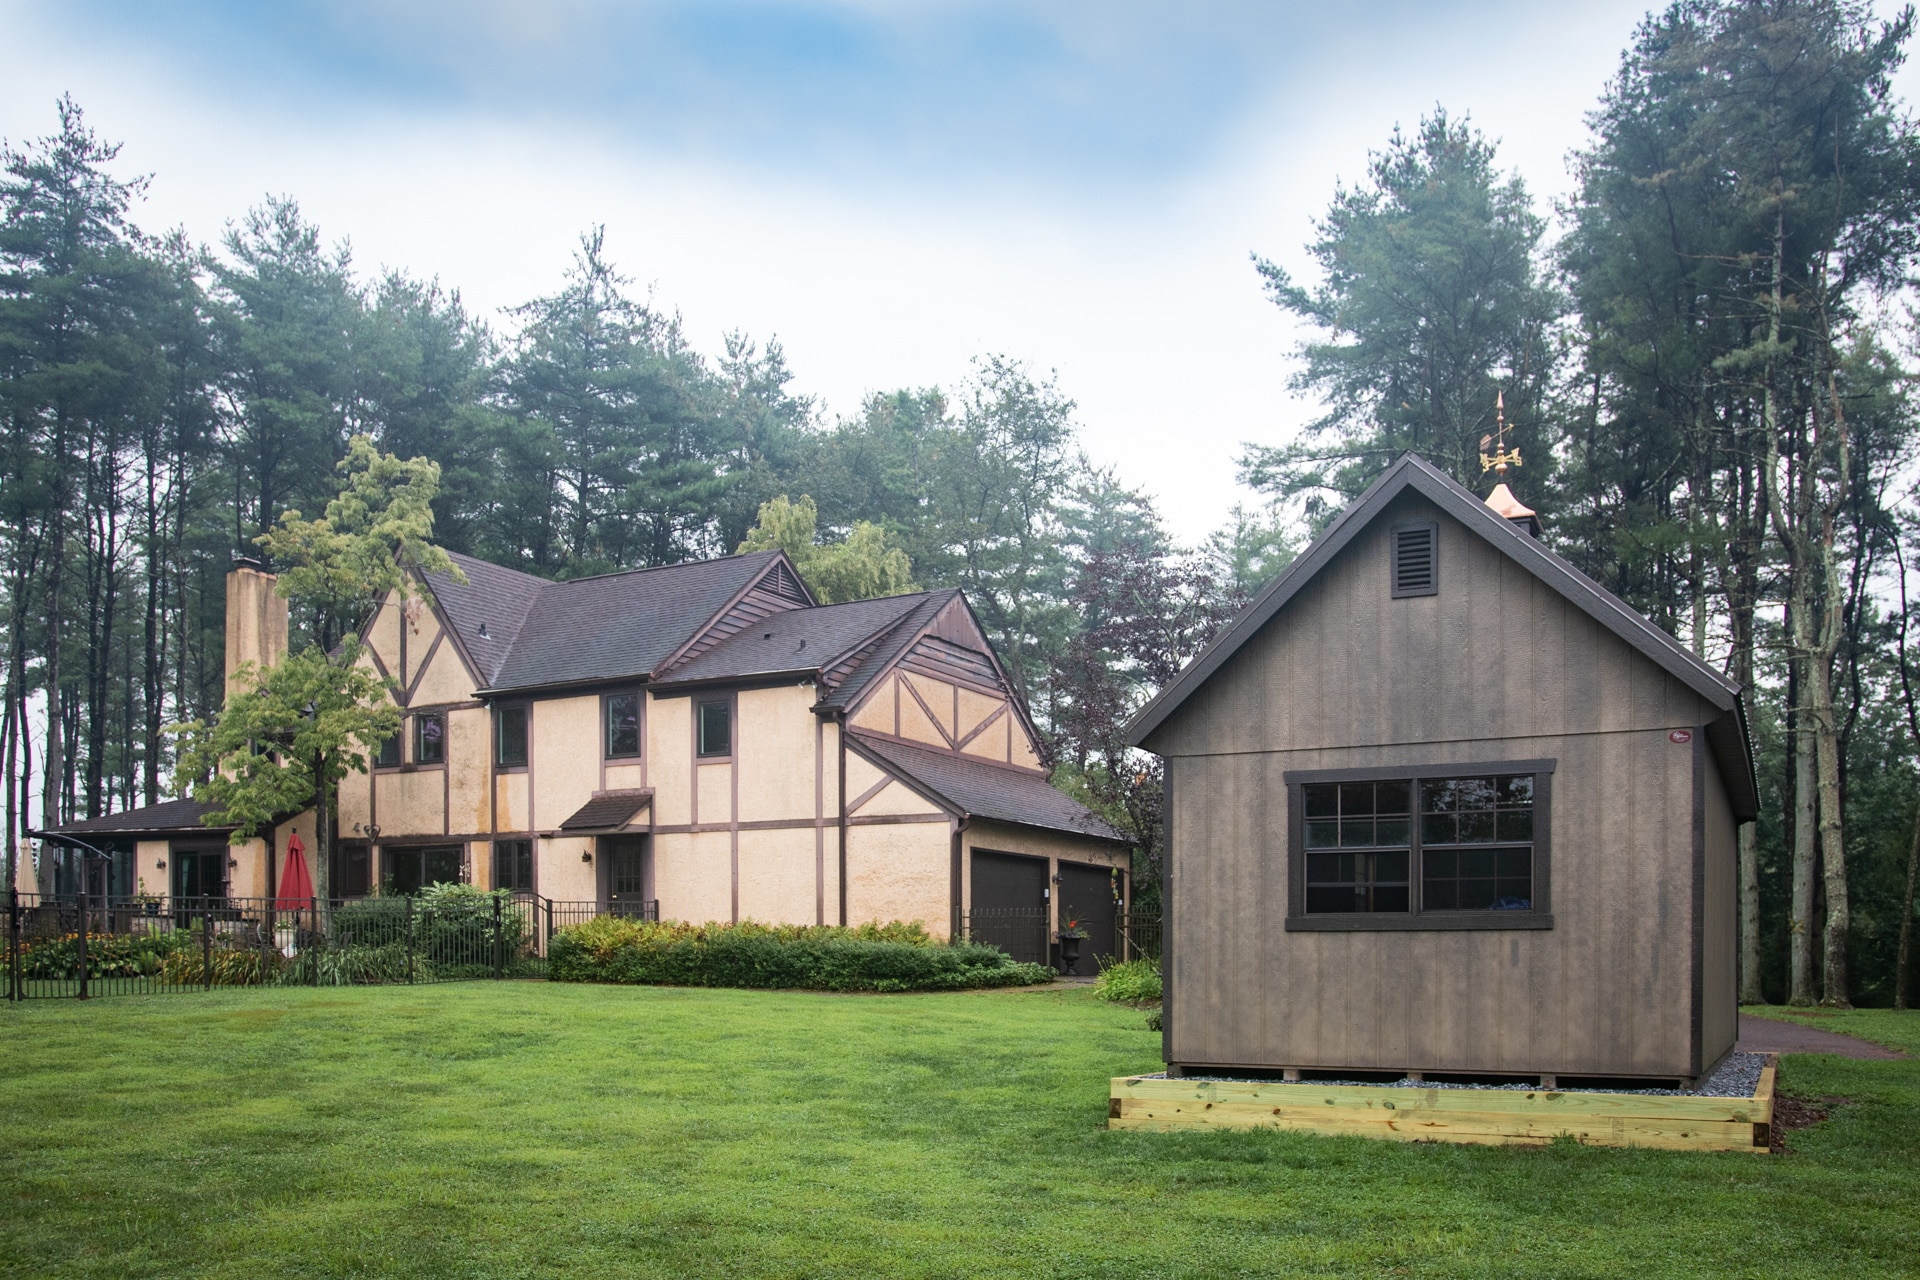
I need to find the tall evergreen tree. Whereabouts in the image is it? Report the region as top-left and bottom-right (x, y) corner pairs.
(1243, 109), (1562, 520)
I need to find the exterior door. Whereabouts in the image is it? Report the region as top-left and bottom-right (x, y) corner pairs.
(604, 836), (650, 916)
(969, 849), (1049, 965)
(172, 848), (228, 903)
(1056, 861), (1118, 966)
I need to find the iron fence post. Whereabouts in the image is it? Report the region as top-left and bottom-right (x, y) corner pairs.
(492, 893), (504, 980)
(544, 897), (553, 959)
(405, 895), (415, 983)
(311, 896), (319, 987)
(202, 907), (213, 990)
(7, 887), (18, 1002)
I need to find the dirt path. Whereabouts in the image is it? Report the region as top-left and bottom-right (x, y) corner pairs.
(1736, 1013), (1904, 1059)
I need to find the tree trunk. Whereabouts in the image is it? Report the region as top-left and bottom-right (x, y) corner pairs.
(313, 750), (333, 931)
(1897, 805), (1919, 1010)
(1739, 822), (1764, 1003)
(1788, 665), (1818, 1005)
(1811, 653), (1849, 1005)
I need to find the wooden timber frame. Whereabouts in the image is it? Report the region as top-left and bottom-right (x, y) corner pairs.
(1108, 1057), (1776, 1153)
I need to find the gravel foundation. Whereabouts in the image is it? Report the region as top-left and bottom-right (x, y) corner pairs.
(1139, 1051), (1769, 1098)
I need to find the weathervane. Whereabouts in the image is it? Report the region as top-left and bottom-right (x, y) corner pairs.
(1479, 392), (1523, 477)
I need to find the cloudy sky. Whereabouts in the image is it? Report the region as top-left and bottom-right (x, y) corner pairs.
(11, 0), (1903, 544)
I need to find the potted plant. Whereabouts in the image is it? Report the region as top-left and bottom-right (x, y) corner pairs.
(1056, 914), (1089, 975)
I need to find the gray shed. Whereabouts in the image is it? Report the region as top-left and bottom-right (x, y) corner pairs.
(1127, 455), (1757, 1085)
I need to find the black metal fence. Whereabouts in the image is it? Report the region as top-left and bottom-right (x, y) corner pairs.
(954, 907), (1160, 970)
(5, 890), (658, 1001)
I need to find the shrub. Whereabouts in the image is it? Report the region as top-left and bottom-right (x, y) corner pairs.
(17, 929), (195, 979)
(157, 943), (283, 986)
(1093, 957), (1162, 1004)
(549, 918), (1053, 992)
(280, 941), (428, 986)
(326, 887), (529, 976)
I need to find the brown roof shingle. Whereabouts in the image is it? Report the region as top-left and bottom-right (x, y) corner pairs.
(557, 790), (654, 832)
(848, 733), (1129, 844)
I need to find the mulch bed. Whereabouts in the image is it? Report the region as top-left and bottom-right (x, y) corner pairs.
(1770, 1093), (1841, 1153)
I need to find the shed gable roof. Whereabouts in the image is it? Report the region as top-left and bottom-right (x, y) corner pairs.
(1124, 454), (1756, 813)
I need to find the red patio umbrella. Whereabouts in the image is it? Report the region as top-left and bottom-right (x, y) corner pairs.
(276, 833), (315, 910)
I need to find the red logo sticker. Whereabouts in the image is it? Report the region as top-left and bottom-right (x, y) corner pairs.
(1669, 729), (1693, 744)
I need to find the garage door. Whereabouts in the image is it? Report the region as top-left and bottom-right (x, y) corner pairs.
(969, 849), (1048, 965)
(1056, 861), (1118, 965)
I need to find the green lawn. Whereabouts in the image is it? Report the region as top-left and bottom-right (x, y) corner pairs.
(2, 987), (1916, 1280)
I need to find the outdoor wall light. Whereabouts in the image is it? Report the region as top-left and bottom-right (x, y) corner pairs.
(581, 851), (593, 863)
(228, 857), (239, 870)
(155, 859), (166, 870)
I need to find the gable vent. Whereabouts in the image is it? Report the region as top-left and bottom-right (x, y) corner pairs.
(767, 561), (806, 602)
(1391, 522), (1438, 598)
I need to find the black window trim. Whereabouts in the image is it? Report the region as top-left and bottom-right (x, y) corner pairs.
(694, 693), (735, 761)
(602, 689), (644, 761)
(1283, 758), (1554, 932)
(493, 701), (530, 771)
(1390, 518), (1439, 599)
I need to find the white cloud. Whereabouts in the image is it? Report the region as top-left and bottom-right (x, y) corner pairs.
(9, 0), (1918, 544)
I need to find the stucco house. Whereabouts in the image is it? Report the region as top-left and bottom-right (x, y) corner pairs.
(43, 550), (1131, 951)
(1126, 454), (1757, 1086)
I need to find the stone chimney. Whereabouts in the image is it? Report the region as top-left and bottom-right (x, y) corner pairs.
(225, 557), (289, 701)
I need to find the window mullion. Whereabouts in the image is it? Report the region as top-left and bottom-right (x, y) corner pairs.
(1410, 774), (1423, 918)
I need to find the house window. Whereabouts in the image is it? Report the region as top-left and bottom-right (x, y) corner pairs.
(1287, 762), (1552, 930)
(493, 840), (533, 892)
(383, 844), (463, 895)
(696, 698), (732, 758)
(605, 692), (641, 759)
(495, 704), (528, 768)
(333, 841), (371, 898)
(371, 732), (400, 768)
(414, 712), (446, 765)
(1391, 521), (1437, 597)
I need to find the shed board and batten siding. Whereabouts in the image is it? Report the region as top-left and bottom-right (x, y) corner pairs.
(1147, 493), (1735, 1080)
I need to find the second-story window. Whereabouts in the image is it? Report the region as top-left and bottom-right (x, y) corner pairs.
(495, 704), (528, 768)
(605, 692), (640, 759)
(696, 697), (732, 758)
(414, 711), (446, 765)
(371, 732), (400, 768)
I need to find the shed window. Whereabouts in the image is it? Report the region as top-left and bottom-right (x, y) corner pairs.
(413, 712), (446, 765)
(495, 704), (528, 768)
(1288, 763), (1553, 931)
(696, 698), (732, 758)
(1391, 522), (1437, 597)
(605, 692), (641, 758)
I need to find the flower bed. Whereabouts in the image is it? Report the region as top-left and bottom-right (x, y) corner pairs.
(548, 917), (1055, 992)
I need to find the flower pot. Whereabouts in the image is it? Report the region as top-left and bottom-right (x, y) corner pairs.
(1058, 934), (1084, 975)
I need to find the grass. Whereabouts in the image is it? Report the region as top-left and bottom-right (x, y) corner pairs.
(0, 989), (1915, 1280)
